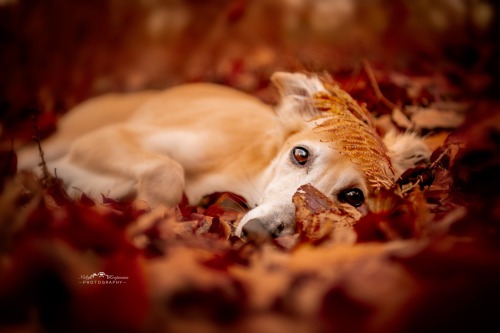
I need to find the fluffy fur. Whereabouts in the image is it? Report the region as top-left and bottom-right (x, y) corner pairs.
(18, 72), (430, 238)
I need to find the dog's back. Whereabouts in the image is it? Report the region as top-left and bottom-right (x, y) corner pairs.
(17, 82), (285, 206)
(17, 83), (277, 171)
(17, 90), (157, 170)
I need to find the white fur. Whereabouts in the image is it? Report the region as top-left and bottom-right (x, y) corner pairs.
(272, 72), (327, 132)
(383, 130), (431, 177)
(235, 139), (369, 237)
(18, 72), (430, 238)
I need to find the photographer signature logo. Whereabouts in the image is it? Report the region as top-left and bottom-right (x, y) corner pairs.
(79, 272), (128, 285)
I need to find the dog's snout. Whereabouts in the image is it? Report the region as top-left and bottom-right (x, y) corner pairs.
(242, 218), (271, 243)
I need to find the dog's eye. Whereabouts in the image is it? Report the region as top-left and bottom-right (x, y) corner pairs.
(338, 188), (365, 207)
(291, 146), (309, 166)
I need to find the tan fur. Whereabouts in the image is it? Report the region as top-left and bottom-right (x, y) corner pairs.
(18, 72), (430, 238)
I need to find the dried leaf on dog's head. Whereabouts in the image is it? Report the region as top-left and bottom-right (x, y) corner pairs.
(311, 82), (396, 191)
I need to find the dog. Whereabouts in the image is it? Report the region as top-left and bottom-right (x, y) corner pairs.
(17, 72), (430, 240)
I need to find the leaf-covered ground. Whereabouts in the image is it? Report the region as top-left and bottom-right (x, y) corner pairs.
(1, 1), (500, 333)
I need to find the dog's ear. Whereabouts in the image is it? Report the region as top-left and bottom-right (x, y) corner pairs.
(383, 131), (431, 178)
(271, 72), (325, 99)
(271, 72), (326, 131)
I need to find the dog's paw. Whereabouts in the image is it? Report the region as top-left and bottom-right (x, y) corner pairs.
(137, 160), (185, 207)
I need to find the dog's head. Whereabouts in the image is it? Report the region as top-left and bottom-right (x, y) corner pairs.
(235, 72), (430, 241)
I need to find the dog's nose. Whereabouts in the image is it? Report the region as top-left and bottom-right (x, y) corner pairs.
(241, 218), (271, 243)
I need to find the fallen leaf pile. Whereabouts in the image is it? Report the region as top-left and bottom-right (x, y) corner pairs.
(1, 1), (500, 333)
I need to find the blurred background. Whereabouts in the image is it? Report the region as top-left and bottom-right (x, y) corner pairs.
(0, 3), (499, 332)
(0, 0), (498, 144)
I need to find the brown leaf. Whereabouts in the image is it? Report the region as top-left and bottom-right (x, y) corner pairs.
(356, 189), (431, 242)
(391, 107), (413, 129)
(406, 104), (467, 131)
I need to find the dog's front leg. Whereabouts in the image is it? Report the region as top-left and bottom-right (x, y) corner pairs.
(52, 125), (185, 207)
